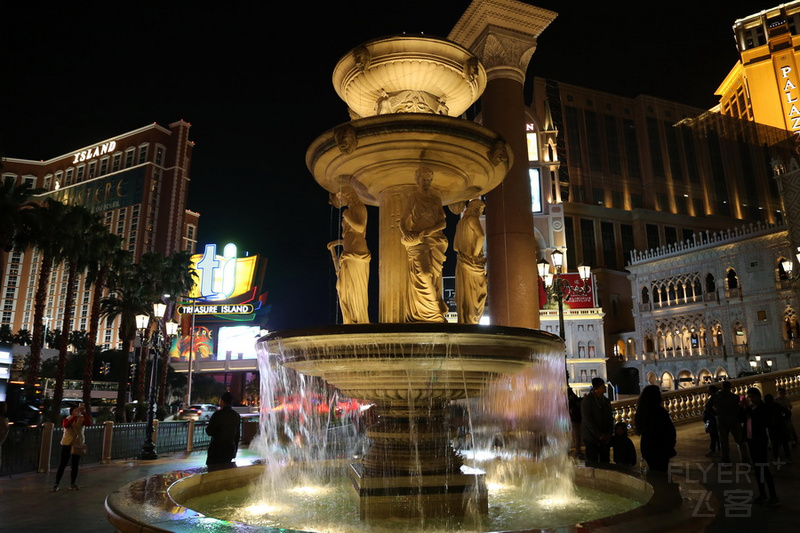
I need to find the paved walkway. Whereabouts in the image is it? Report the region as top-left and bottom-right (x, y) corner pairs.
(0, 418), (796, 532)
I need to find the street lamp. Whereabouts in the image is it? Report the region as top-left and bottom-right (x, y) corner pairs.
(537, 250), (592, 341)
(780, 247), (800, 280)
(136, 302), (177, 460)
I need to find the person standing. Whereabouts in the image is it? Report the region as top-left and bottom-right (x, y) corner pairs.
(634, 385), (676, 473)
(774, 387), (797, 445)
(206, 392), (241, 472)
(567, 375), (583, 458)
(744, 387), (779, 507)
(703, 385), (719, 457)
(53, 403), (92, 491)
(580, 377), (614, 463)
(764, 394), (792, 462)
(611, 422), (637, 466)
(714, 380), (748, 463)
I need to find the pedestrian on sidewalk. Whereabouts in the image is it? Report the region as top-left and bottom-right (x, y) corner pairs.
(744, 387), (779, 507)
(634, 385), (676, 473)
(714, 381), (748, 463)
(580, 377), (614, 464)
(611, 422), (637, 466)
(764, 393), (792, 462)
(567, 372), (584, 458)
(206, 391), (241, 472)
(774, 387), (798, 445)
(703, 385), (719, 457)
(53, 402), (92, 491)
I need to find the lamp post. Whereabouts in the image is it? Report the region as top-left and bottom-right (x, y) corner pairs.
(537, 250), (592, 342)
(780, 247), (800, 282)
(136, 302), (178, 460)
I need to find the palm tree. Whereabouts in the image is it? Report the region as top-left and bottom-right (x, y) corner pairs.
(51, 204), (98, 419)
(0, 178), (42, 276)
(12, 329), (33, 346)
(156, 250), (196, 407)
(100, 252), (145, 422)
(81, 229), (124, 407)
(15, 198), (69, 400)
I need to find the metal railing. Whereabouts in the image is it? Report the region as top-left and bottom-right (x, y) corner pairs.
(612, 367), (800, 432)
(0, 425), (41, 476)
(0, 418), (230, 477)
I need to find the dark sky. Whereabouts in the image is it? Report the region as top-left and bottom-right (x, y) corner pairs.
(0, 1), (781, 330)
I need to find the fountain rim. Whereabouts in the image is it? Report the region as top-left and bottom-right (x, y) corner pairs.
(259, 322), (563, 345)
(105, 463), (677, 533)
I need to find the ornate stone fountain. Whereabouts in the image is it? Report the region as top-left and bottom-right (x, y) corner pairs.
(260, 33), (565, 520)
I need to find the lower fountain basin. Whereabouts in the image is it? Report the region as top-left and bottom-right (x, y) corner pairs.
(106, 462), (669, 533)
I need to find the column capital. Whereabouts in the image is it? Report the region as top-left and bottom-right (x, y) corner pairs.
(449, 0), (556, 84)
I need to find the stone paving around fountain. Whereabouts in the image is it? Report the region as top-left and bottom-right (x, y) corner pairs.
(0, 415), (796, 532)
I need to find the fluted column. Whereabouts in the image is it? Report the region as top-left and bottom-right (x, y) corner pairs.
(379, 186), (415, 322)
(450, 0), (557, 329)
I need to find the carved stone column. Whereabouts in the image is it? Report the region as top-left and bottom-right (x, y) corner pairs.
(379, 186), (414, 323)
(450, 0), (557, 329)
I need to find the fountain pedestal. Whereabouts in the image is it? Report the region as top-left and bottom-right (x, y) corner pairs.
(349, 402), (487, 519)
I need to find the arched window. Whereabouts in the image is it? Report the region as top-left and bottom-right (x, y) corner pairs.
(641, 287), (650, 304)
(706, 273), (716, 293)
(653, 286), (660, 304)
(693, 278), (702, 300)
(677, 282), (685, 301)
(733, 322), (746, 345)
(726, 268), (739, 290)
(668, 283), (676, 303)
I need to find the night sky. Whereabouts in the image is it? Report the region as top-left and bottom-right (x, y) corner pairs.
(0, 1), (782, 330)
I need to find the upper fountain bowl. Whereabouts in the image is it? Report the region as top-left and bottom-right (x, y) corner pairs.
(332, 34), (487, 119)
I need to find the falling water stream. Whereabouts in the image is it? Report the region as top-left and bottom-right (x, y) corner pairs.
(182, 328), (644, 532)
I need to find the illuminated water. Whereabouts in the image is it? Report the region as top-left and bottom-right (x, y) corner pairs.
(184, 472), (642, 532)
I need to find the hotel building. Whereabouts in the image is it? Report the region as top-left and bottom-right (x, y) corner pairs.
(517, 78), (794, 391)
(0, 120), (199, 349)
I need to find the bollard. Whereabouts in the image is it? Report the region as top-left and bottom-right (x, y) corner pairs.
(153, 419), (159, 444)
(38, 422), (54, 473)
(187, 419), (195, 452)
(102, 421), (114, 464)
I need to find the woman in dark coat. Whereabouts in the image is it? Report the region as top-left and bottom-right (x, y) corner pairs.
(634, 385), (676, 472)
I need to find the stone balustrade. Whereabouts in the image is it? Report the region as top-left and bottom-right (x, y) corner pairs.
(612, 367), (800, 432)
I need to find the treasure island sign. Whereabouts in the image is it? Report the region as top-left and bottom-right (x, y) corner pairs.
(180, 243), (260, 316)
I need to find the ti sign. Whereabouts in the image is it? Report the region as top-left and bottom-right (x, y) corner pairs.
(187, 243), (257, 303)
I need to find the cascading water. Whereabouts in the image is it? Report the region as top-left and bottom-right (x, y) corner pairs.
(180, 325), (644, 532)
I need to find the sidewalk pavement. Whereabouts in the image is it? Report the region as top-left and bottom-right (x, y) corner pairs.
(0, 419), (796, 532)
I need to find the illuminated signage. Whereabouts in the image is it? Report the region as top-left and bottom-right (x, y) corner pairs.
(178, 304), (254, 315)
(189, 243), (257, 302)
(43, 167), (145, 213)
(538, 273), (594, 310)
(73, 140), (117, 164)
(776, 60), (800, 151)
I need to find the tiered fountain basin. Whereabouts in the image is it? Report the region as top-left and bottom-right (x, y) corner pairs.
(260, 323), (564, 519)
(105, 462), (664, 533)
(306, 113), (511, 206)
(332, 35), (487, 119)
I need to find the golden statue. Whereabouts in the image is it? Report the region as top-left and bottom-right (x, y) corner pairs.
(399, 166), (448, 323)
(454, 199), (486, 324)
(328, 186), (370, 324)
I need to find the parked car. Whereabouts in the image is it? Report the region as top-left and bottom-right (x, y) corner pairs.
(177, 404), (218, 421)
